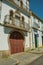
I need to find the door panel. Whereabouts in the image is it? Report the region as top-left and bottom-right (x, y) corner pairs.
(10, 39), (24, 54)
(35, 35), (37, 48)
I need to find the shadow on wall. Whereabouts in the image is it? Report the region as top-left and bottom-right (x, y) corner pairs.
(4, 27), (13, 34)
(3, 0), (16, 10)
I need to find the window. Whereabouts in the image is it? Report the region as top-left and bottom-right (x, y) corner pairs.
(22, 16), (25, 28)
(22, 16), (24, 21)
(26, 0), (29, 9)
(20, 0), (23, 7)
(9, 10), (13, 20)
(4, 10), (13, 24)
(15, 15), (20, 27)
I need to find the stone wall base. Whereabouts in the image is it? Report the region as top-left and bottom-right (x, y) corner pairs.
(24, 47), (31, 52)
(0, 50), (10, 58)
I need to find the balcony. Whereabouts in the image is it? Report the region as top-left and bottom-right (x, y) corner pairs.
(7, 0), (29, 16)
(32, 22), (40, 29)
(13, 0), (29, 11)
(3, 15), (30, 32)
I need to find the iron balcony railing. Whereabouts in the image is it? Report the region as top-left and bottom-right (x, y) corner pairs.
(4, 15), (30, 31)
(7, 0), (29, 13)
(13, 0), (29, 10)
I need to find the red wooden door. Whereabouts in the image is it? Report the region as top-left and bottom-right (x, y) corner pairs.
(9, 31), (24, 54)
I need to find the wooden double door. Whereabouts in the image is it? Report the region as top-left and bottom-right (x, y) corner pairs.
(9, 31), (24, 54)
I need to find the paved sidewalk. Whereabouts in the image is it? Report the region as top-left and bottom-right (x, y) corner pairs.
(0, 48), (43, 65)
(29, 48), (43, 54)
(10, 52), (42, 65)
(0, 57), (18, 65)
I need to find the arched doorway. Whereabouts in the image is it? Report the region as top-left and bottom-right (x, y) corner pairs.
(9, 31), (24, 54)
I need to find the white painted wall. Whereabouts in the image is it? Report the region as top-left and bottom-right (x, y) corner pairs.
(25, 33), (30, 48)
(38, 31), (42, 47)
(0, 0), (30, 50)
(1, 0), (16, 23)
(0, 25), (14, 50)
(30, 16), (34, 27)
(0, 26), (9, 50)
(32, 29), (35, 48)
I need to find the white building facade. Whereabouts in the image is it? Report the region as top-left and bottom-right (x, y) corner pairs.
(30, 12), (43, 49)
(0, 0), (31, 56)
(0, 0), (43, 57)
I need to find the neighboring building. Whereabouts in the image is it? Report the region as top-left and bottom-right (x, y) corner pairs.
(30, 11), (43, 49)
(0, 0), (31, 56)
(41, 22), (43, 46)
(0, 0), (43, 57)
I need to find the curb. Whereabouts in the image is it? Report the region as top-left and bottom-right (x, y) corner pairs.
(29, 51), (43, 54)
(10, 57), (20, 65)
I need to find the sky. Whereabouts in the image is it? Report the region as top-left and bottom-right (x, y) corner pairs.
(30, 0), (43, 20)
